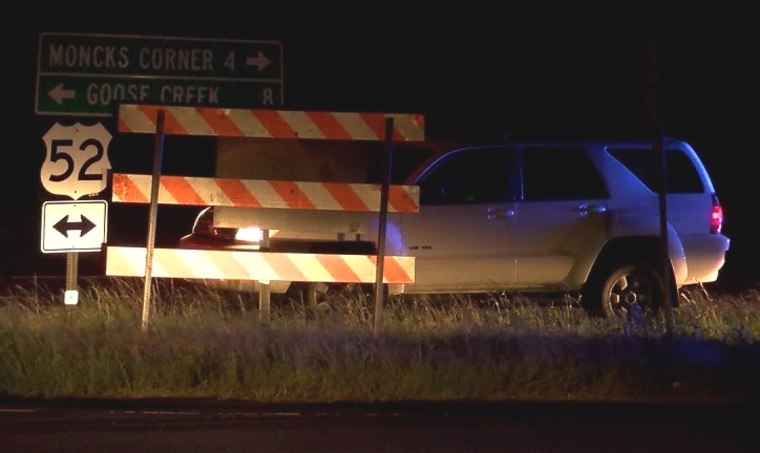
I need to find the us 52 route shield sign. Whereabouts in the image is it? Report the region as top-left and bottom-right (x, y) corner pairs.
(36, 32), (284, 117)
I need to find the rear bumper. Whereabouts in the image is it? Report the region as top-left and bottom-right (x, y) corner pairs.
(680, 234), (731, 284)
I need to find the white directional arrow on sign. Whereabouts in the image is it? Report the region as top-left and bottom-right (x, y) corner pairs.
(47, 83), (76, 104)
(245, 51), (271, 71)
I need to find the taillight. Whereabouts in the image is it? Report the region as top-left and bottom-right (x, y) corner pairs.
(710, 194), (723, 234)
(191, 207), (271, 245)
(235, 227), (264, 242)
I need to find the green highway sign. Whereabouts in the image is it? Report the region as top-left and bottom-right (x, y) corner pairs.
(36, 32), (284, 116)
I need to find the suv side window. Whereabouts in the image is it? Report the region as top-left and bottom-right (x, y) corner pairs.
(418, 147), (519, 205)
(607, 147), (704, 193)
(521, 147), (609, 200)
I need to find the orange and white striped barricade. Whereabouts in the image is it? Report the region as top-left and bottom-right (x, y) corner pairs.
(118, 104), (425, 141)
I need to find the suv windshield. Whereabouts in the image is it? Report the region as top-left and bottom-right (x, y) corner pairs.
(418, 147), (517, 205)
(367, 144), (443, 184)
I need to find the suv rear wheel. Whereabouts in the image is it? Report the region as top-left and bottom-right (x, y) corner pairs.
(286, 282), (374, 318)
(581, 262), (665, 318)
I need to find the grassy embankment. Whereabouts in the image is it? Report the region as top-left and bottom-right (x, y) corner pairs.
(1, 278), (759, 403)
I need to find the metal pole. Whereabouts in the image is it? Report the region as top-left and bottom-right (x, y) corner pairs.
(373, 117), (394, 336)
(259, 228), (271, 324)
(141, 109), (165, 332)
(644, 28), (674, 337)
(64, 251), (78, 306)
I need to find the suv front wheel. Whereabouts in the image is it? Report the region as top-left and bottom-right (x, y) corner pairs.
(581, 262), (665, 318)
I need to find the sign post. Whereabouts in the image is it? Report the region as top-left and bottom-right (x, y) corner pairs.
(36, 32), (284, 116)
(65, 252), (79, 306)
(141, 109), (165, 332)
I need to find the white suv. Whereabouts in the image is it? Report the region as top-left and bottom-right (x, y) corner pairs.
(181, 137), (730, 317)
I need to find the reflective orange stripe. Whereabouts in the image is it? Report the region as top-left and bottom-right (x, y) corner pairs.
(105, 247), (415, 283)
(111, 174), (419, 212)
(162, 175), (206, 206)
(117, 104), (425, 141)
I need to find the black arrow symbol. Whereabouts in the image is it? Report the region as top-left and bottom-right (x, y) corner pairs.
(53, 215), (96, 237)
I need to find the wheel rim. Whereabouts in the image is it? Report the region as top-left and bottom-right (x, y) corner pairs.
(606, 267), (656, 317)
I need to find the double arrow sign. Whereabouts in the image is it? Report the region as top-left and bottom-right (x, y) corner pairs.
(41, 200), (108, 253)
(53, 213), (96, 237)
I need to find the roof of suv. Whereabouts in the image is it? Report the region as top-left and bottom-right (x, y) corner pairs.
(403, 137), (703, 186)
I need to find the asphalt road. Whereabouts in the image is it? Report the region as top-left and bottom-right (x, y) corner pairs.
(1, 399), (758, 452)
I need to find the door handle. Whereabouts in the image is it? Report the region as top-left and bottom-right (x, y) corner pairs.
(578, 204), (607, 216)
(487, 208), (515, 220)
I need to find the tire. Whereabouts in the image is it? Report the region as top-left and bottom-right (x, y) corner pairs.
(283, 282), (330, 317)
(287, 282), (373, 318)
(581, 262), (665, 318)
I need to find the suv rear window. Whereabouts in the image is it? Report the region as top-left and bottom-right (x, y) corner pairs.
(607, 147), (704, 193)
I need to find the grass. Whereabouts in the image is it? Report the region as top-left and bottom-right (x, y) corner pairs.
(1, 278), (759, 403)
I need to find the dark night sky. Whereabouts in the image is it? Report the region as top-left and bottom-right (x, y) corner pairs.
(1, 1), (757, 288)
